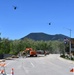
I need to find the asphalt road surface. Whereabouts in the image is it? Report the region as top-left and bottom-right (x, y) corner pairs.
(4, 54), (74, 75)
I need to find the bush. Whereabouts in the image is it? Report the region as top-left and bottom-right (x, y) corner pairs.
(60, 54), (74, 61)
(60, 54), (65, 58)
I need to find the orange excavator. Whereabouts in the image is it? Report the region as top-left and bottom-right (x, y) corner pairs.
(23, 48), (37, 57)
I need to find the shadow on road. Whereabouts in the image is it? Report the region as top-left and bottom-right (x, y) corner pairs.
(24, 54), (47, 58)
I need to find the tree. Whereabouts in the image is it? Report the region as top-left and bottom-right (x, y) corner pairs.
(0, 38), (10, 54)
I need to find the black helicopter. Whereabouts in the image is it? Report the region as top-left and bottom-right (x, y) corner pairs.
(13, 6), (17, 10)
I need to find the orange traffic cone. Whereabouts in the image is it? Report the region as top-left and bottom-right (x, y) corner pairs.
(11, 68), (14, 75)
(1, 70), (5, 74)
(70, 67), (74, 72)
(0, 70), (1, 74)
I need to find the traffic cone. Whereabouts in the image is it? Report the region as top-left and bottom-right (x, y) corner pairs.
(0, 70), (1, 74)
(11, 68), (14, 75)
(1, 70), (5, 74)
(70, 67), (74, 72)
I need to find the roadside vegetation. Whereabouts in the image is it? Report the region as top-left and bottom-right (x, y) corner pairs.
(0, 38), (64, 55)
(60, 39), (74, 61)
(0, 37), (74, 60)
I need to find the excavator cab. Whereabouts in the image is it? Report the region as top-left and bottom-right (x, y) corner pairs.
(24, 48), (37, 57)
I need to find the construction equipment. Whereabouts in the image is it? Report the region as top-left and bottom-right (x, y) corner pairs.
(23, 48), (37, 57)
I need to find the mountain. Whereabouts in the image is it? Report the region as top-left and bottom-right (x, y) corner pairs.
(21, 32), (69, 41)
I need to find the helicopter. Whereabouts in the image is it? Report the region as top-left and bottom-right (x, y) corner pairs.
(49, 22), (51, 25)
(13, 6), (17, 10)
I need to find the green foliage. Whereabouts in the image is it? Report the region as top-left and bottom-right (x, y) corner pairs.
(0, 38), (10, 54)
(0, 37), (65, 55)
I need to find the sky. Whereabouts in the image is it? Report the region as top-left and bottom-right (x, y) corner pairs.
(0, 0), (74, 40)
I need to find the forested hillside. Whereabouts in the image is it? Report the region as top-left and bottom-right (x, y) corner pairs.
(21, 33), (69, 41)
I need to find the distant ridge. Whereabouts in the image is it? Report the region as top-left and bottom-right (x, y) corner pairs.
(21, 32), (69, 41)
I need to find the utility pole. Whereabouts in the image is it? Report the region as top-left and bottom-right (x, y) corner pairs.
(66, 28), (72, 56)
(64, 27), (72, 56)
(69, 29), (71, 56)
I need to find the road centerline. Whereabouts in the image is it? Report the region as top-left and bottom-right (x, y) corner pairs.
(30, 62), (35, 68)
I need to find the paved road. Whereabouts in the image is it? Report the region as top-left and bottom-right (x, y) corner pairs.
(4, 54), (74, 75)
